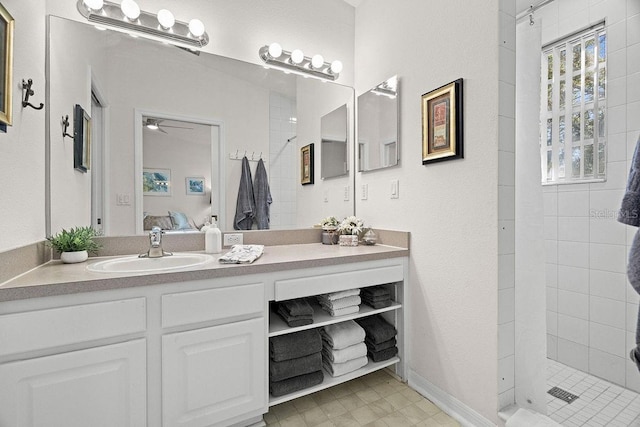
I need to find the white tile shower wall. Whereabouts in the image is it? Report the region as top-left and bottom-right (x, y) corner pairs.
(540, 0), (640, 392)
(269, 92), (297, 229)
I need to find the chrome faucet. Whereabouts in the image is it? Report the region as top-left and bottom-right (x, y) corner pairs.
(139, 226), (172, 258)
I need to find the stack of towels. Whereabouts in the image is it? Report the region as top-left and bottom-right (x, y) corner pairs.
(356, 315), (398, 362)
(317, 289), (361, 317)
(361, 285), (392, 309)
(269, 328), (324, 397)
(275, 298), (314, 327)
(320, 320), (368, 377)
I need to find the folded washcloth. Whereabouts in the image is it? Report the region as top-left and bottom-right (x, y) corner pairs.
(322, 355), (368, 377)
(317, 295), (362, 310)
(365, 337), (396, 353)
(277, 306), (313, 327)
(368, 346), (398, 363)
(279, 298), (314, 317)
(362, 299), (392, 309)
(269, 370), (324, 397)
(321, 305), (360, 317)
(321, 320), (365, 350)
(356, 315), (397, 345)
(218, 244), (264, 264)
(270, 329), (322, 362)
(321, 341), (367, 364)
(319, 288), (360, 301)
(270, 352), (322, 382)
(361, 286), (390, 298)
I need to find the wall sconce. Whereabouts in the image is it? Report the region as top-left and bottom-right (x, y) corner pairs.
(76, 0), (209, 50)
(258, 43), (343, 81)
(371, 76), (398, 98)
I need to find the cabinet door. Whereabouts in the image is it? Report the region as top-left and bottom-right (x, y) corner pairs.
(0, 339), (146, 427)
(162, 318), (265, 427)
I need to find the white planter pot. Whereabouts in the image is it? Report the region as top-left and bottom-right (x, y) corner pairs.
(60, 250), (88, 264)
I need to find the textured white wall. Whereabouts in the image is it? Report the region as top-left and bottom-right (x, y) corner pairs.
(0, 0), (46, 252)
(354, 0), (500, 422)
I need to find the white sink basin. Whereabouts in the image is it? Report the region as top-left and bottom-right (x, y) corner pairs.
(87, 253), (214, 273)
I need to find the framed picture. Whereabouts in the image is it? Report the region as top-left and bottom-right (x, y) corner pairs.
(0, 3), (13, 126)
(186, 176), (205, 195)
(421, 78), (463, 164)
(143, 168), (171, 196)
(73, 104), (91, 172)
(300, 143), (314, 185)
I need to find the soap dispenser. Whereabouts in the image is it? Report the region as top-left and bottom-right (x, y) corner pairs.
(205, 220), (222, 254)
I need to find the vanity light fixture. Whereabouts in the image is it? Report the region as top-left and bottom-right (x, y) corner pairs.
(76, 0), (209, 50)
(258, 43), (342, 81)
(371, 76), (398, 99)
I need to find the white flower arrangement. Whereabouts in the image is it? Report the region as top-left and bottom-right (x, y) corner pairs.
(320, 216), (339, 230)
(338, 216), (364, 236)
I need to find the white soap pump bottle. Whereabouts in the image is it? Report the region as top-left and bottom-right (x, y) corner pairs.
(205, 220), (222, 254)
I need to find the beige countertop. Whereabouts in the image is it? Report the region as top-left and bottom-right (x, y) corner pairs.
(0, 243), (409, 302)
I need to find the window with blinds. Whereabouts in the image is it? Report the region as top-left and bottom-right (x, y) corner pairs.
(541, 24), (607, 184)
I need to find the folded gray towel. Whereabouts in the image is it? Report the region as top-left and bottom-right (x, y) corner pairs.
(368, 346), (398, 363)
(321, 341), (367, 364)
(317, 295), (362, 310)
(280, 298), (314, 317)
(362, 293), (391, 303)
(270, 352), (322, 382)
(365, 337), (396, 353)
(269, 370), (324, 397)
(356, 315), (397, 345)
(321, 320), (366, 350)
(277, 306), (313, 327)
(322, 355), (368, 377)
(361, 286), (390, 298)
(362, 299), (392, 309)
(320, 305), (360, 317)
(319, 288), (360, 301)
(619, 137), (640, 226)
(270, 329), (322, 362)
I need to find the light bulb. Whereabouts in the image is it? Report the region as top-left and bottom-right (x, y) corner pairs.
(157, 9), (175, 29)
(120, 0), (140, 20)
(330, 60), (343, 74)
(268, 43), (282, 58)
(290, 49), (304, 64)
(188, 19), (205, 37)
(83, 0), (104, 10)
(311, 54), (324, 69)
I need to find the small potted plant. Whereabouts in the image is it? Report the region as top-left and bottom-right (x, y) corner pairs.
(319, 216), (340, 245)
(337, 216), (364, 246)
(47, 226), (101, 264)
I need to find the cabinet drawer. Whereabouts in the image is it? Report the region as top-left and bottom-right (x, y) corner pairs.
(274, 264), (404, 301)
(162, 283), (264, 328)
(0, 298), (146, 357)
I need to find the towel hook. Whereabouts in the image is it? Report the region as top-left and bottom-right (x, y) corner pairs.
(61, 115), (74, 139)
(21, 79), (44, 110)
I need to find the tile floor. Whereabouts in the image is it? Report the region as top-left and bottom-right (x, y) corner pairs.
(547, 359), (640, 426)
(264, 369), (460, 426)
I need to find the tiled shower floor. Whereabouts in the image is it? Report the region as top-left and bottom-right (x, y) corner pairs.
(547, 359), (640, 426)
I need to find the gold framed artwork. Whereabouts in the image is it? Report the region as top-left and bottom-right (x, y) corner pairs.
(300, 143), (314, 185)
(421, 78), (463, 164)
(0, 3), (14, 126)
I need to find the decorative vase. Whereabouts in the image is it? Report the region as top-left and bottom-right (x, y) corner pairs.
(338, 234), (359, 247)
(322, 227), (339, 245)
(362, 229), (377, 245)
(60, 250), (88, 264)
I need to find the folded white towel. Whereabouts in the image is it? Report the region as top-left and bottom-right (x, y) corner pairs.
(218, 245), (264, 264)
(321, 305), (360, 317)
(322, 341), (367, 364)
(319, 288), (360, 301)
(321, 320), (366, 350)
(323, 355), (368, 377)
(318, 295), (362, 310)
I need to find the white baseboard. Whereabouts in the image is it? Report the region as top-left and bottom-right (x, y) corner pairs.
(408, 368), (497, 427)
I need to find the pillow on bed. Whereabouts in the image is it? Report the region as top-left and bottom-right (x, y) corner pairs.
(169, 211), (192, 230)
(143, 215), (173, 230)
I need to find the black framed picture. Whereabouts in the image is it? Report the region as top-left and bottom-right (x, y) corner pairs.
(421, 78), (463, 164)
(0, 3), (14, 126)
(73, 104), (91, 172)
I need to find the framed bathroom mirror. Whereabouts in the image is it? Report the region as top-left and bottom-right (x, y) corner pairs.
(357, 76), (399, 172)
(320, 104), (349, 180)
(47, 15), (355, 236)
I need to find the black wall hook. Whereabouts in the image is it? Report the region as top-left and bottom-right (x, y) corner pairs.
(22, 79), (44, 110)
(61, 115), (74, 139)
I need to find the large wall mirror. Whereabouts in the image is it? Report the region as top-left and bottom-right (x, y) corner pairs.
(47, 15), (355, 236)
(357, 76), (399, 172)
(321, 104), (349, 180)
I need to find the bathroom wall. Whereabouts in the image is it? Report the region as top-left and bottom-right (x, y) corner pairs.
(354, 1), (503, 423)
(539, 0), (640, 391)
(0, 0), (46, 252)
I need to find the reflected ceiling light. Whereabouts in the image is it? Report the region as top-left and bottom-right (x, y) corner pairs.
(76, 0), (209, 50)
(258, 43), (342, 81)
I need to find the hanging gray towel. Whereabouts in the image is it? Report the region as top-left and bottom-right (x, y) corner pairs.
(618, 137), (640, 227)
(253, 158), (272, 230)
(234, 156), (255, 230)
